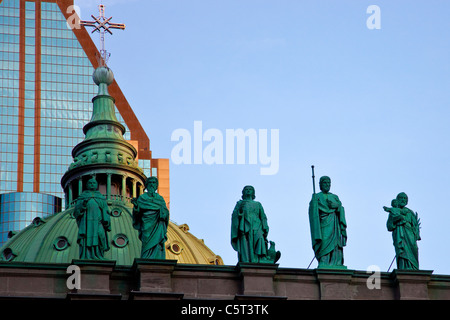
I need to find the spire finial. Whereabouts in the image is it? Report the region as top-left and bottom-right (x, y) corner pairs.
(80, 4), (126, 66)
(92, 66), (114, 95)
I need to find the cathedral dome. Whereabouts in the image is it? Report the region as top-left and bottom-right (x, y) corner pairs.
(0, 204), (223, 266)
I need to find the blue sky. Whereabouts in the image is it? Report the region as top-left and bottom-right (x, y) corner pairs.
(75, 0), (450, 274)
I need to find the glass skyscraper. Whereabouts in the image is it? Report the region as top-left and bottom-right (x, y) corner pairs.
(0, 0), (170, 245)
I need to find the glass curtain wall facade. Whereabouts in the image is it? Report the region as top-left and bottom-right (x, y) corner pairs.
(0, 192), (61, 243)
(0, 0), (156, 246)
(0, 0), (19, 194)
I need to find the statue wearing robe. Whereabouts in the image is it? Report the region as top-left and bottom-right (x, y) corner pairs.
(308, 176), (347, 268)
(384, 193), (421, 270)
(231, 185), (280, 264)
(132, 177), (169, 259)
(73, 179), (111, 260)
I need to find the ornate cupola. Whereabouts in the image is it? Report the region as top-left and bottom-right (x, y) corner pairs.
(61, 66), (147, 209)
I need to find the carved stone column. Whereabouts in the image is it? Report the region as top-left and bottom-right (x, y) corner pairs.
(132, 178), (137, 198)
(78, 178), (83, 196)
(68, 183), (73, 206)
(121, 175), (127, 200)
(106, 173), (112, 200)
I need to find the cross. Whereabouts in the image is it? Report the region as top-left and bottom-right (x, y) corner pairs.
(80, 4), (126, 66)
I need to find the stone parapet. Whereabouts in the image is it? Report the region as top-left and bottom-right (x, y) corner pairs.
(0, 260), (449, 300)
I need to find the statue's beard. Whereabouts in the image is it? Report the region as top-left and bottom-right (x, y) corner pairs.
(147, 186), (156, 193)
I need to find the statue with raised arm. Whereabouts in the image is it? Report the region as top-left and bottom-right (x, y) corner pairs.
(73, 177), (111, 260)
(383, 192), (421, 270)
(231, 185), (280, 264)
(132, 177), (169, 259)
(308, 176), (347, 269)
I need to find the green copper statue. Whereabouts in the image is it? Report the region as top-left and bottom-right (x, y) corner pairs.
(132, 177), (169, 259)
(231, 185), (280, 264)
(383, 192), (421, 270)
(73, 177), (111, 260)
(308, 176), (347, 268)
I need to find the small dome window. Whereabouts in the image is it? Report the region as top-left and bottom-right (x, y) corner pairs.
(179, 224), (190, 233)
(53, 236), (70, 251)
(1, 248), (17, 262)
(7, 231), (17, 239)
(112, 234), (128, 248)
(168, 241), (183, 255)
(111, 208), (122, 217)
(209, 255), (223, 265)
(32, 217), (46, 227)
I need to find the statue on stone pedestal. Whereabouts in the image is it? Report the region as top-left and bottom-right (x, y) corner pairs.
(132, 177), (169, 259)
(73, 177), (111, 260)
(308, 176), (347, 269)
(231, 185), (281, 264)
(383, 192), (421, 270)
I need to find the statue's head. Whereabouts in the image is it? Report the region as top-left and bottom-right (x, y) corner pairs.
(391, 199), (398, 208)
(86, 177), (98, 191)
(396, 192), (408, 208)
(319, 176), (331, 193)
(241, 185), (256, 200)
(145, 177), (158, 193)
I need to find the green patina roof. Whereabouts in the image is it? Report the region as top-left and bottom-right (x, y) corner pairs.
(0, 203), (141, 265)
(62, 65), (143, 184)
(0, 203), (223, 265)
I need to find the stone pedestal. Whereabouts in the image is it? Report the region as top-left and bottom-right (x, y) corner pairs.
(391, 269), (433, 300)
(237, 263), (285, 299)
(129, 259), (183, 300)
(66, 260), (121, 300)
(315, 268), (354, 300)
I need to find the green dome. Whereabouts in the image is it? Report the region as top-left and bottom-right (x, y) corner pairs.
(0, 204), (138, 265)
(0, 204), (223, 266)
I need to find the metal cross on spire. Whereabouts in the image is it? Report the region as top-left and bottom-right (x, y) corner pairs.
(80, 4), (126, 66)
